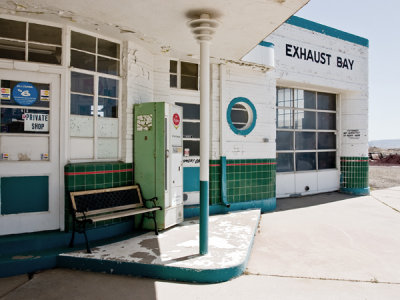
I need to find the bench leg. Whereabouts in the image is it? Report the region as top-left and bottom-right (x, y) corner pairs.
(69, 221), (76, 248)
(83, 230), (91, 254)
(152, 211), (159, 235)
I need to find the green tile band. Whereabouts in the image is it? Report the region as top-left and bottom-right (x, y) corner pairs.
(340, 157), (369, 195)
(209, 158), (276, 206)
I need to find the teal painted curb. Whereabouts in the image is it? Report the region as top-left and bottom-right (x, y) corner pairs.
(200, 180), (209, 255)
(0, 222), (145, 278)
(0, 220), (136, 256)
(0, 255), (57, 278)
(287, 16), (369, 47)
(57, 211), (261, 283)
(340, 187), (370, 196)
(184, 198), (276, 219)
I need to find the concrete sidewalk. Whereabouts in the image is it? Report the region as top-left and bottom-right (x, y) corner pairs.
(2, 188), (400, 299)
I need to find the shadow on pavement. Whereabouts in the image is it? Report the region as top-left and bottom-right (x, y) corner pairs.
(275, 192), (357, 212)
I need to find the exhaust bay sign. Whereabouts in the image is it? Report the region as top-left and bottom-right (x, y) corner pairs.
(285, 44), (355, 70)
(23, 113), (49, 132)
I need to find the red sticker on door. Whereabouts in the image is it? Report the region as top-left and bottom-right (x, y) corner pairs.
(173, 113), (180, 129)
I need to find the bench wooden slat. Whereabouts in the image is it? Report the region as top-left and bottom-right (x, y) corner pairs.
(75, 203), (145, 218)
(82, 207), (160, 223)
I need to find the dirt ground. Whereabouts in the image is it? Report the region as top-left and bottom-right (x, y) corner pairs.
(369, 165), (400, 190)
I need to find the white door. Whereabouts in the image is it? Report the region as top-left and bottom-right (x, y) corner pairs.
(0, 70), (60, 235)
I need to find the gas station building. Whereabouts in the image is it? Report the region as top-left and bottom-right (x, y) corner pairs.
(0, 0), (369, 277)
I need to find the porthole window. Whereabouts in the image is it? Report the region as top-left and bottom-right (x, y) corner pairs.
(227, 97), (257, 135)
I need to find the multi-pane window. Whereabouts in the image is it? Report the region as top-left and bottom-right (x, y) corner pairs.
(170, 61), (198, 90)
(176, 102), (200, 157)
(0, 18), (62, 64)
(276, 88), (337, 172)
(69, 31), (120, 160)
(70, 31), (120, 76)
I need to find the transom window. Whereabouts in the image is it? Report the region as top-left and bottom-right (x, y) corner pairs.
(70, 31), (120, 76)
(276, 87), (337, 172)
(0, 18), (62, 65)
(170, 61), (198, 90)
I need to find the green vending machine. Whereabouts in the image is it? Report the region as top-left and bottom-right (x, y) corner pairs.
(134, 102), (184, 230)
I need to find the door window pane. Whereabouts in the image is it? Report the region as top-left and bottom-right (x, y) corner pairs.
(317, 92), (336, 110)
(1, 108), (49, 134)
(70, 94), (93, 116)
(296, 152), (316, 171)
(318, 132), (336, 149)
(276, 131), (293, 151)
(71, 50), (95, 72)
(183, 140), (199, 156)
(295, 132), (316, 150)
(1, 81), (49, 108)
(98, 97), (117, 118)
(318, 152), (336, 169)
(29, 23), (61, 45)
(295, 111), (315, 129)
(276, 109), (293, 129)
(176, 103), (200, 120)
(71, 72), (94, 94)
(277, 153), (294, 172)
(99, 77), (118, 97)
(183, 122), (199, 138)
(318, 112), (336, 130)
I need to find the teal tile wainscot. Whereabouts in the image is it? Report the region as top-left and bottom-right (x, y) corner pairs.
(181, 158), (277, 217)
(340, 157), (369, 195)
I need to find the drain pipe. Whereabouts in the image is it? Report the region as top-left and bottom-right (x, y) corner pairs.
(219, 63), (230, 208)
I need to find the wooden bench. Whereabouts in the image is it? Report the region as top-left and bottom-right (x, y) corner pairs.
(68, 184), (161, 253)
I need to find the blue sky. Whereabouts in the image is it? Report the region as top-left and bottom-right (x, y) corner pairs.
(295, 0), (400, 141)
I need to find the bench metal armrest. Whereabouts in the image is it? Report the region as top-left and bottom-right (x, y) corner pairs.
(144, 197), (161, 210)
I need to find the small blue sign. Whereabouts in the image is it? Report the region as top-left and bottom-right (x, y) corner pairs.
(12, 82), (38, 106)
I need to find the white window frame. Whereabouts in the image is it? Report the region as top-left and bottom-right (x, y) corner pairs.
(176, 102), (200, 159)
(170, 60), (199, 91)
(0, 17), (63, 65)
(276, 87), (337, 173)
(68, 28), (122, 162)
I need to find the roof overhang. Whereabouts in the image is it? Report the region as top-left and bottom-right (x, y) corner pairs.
(0, 0), (309, 60)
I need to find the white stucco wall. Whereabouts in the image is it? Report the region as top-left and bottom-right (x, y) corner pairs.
(212, 63), (276, 160)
